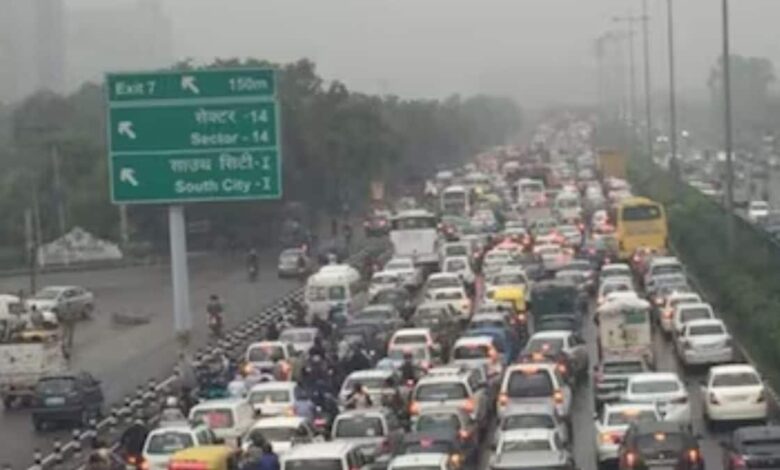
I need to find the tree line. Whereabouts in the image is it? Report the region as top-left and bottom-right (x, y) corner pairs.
(0, 58), (522, 262)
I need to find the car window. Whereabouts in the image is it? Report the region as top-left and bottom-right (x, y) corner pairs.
(711, 372), (761, 387)
(606, 410), (658, 426)
(415, 414), (460, 433)
(506, 370), (554, 397)
(630, 380), (680, 394)
(680, 307), (712, 323)
(502, 414), (555, 430)
(191, 409), (234, 429)
(249, 389), (291, 404)
(500, 438), (552, 452)
(145, 431), (194, 454)
(688, 324), (725, 336)
(526, 338), (564, 354)
(634, 432), (687, 452)
(415, 382), (468, 400)
(453, 344), (489, 360)
(333, 416), (384, 438)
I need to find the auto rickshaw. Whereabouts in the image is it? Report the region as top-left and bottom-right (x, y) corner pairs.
(167, 445), (239, 470)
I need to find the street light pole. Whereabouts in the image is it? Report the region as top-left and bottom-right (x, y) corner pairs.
(722, 0), (735, 251)
(666, 0), (679, 179)
(641, 0), (653, 158)
(614, 16), (639, 129)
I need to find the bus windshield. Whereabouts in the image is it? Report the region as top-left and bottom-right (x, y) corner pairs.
(622, 205), (662, 221)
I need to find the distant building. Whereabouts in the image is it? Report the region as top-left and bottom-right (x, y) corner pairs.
(66, 0), (173, 89)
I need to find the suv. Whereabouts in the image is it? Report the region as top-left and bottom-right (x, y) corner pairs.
(618, 421), (703, 470)
(31, 371), (104, 430)
(331, 408), (405, 465)
(498, 363), (572, 421)
(410, 367), (489, 429)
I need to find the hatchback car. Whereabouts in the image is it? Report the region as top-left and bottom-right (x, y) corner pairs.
(31, 371), (104, 431)
(498, 363), (572, 420)
(412, 406), (479, 458)
(618, 421), (703, 470)
(331, 408), (405, 464)
(496, 403), (570, 448)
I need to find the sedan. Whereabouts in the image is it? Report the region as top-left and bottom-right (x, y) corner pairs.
(675, 319), (733, 367)
(594, 403), (661, 466)
(618, 421), (703, 470)
(623, 373), (691, 425)
(703, 364), (768, 427)
(27, 285), (95, 320)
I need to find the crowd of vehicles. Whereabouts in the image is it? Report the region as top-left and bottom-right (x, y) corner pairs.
(20, 118), (780, 470)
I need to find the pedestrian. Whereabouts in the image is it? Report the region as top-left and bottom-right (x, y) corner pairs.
(60, 309), (77, 357)
(258, 442), (280, 470)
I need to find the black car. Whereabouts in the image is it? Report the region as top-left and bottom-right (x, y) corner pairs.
(723, 425), (780, 470)
(31, 371), (104, 431)
(398, 429), (470, 466)
(619, 421), (703, 470)
(370, 288), (414, 318)
(341, 322), (389, 357)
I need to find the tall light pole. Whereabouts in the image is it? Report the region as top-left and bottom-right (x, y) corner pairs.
(666, 0), (679, 179)
(722, 0), (735, 250)
(641, 0), (653, 158)
(614, 16), (639, 129)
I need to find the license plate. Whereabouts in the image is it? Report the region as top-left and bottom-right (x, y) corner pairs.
(45, 397), (65, 406)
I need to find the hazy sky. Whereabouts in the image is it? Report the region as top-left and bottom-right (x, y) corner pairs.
(67, 0), (780, 106)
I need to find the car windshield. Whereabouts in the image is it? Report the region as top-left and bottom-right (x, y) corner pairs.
(281, 251), (301, 261)
(631, 380), (680, 394)
(603, 361), (645, 375)
(405, 440), (453, 454)
(34, 288), (61, 300)
(502, 414), (555, 430)
(388, 348), (426, 361)
(334, 416), (384, 438)
(688, 324), (725, 336)
(374, 291), (405, 304)
(394, 335), (427, 345)
(386, 261), (411, 271)
(446, 246), (469, 257)
(492, 274), (526, 286)
(416, 383), (468, 401)
(373, 275), (397, 284)
(145, 432), (194, 455)
(249, 390), (291, 404)
(680, 308), (712, 322)
(500, 439), (552, 452)
(191, 409), (234, 429)
(283, 459), (343, 470)
(247, 345), (284, 362)
(712, 372), (761, 387)
(249, 427), (296, 442)
(356, 310), (391, 322)
(446, 259), (468, 272)
(428, 278), (460, 290)
(526, 338), (564, 355)
(307, 286), (346, 302)
(606, 410), (658, 426)
(454, 344), (489, 359)
(507, 371), (554, 397)
(415, 414), (460, 432)
(435, 291), (463, 301)
(635, 432), (687, 452)
(653, 265), (682, 276)
(36, 377), (75, 394)
(280, 331), (314, 342)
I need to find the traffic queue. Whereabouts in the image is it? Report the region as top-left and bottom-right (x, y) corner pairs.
(102, 118), (780, 470)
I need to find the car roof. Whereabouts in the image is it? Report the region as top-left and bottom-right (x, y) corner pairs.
(500, 428), (556, 440)
(432, 287), (464, 294)
(676, 302), (712, 311)
(630, 420), (690, 434)
(249, 382), (296, 392)
(685, 318), (724, 328)
(335, 408), (390, 419)
(629, 372), (681, 383)
(529, 331), (570, 340)
(709, 364), (758, 375)
(149, 424), (196, 434)
(602, 263), (631, 271)
(454, 335), (494, 347)
(282, 441), (357, 460)
(417, 372), (469, 385)
(249, 416), (306, 429)
(347, 368), (394, 379)
(405, 429), (459, 442)
(394, 328), (431, 336)
(648, 257), (680, 266)
(390, 453), (448, 467)
(190, 398), (247, 410)
(735, 425), (780, 442)
(502, 402), (557, 415)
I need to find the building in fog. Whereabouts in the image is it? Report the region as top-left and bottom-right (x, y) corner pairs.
(66, 0), (173, 89)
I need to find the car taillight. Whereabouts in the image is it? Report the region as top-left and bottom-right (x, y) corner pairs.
(688, 449), (699, 463)
(409, 401), (420, 415)
(461, 398), (475, 413)
(313, 417), (327, 427)
(663, 309), (673, 319)
(708, 392), (720, 405)
(624, 451), (637, 468)
(141, 461), (150, 470)
(601, 432), (622, 445)
(420, 361), (430, 371)
(655, 297), (664, 306)
(406, 379), (415, 387)
(458, 429), (470, 441)
(731, 454), (748, 470)
(498, 393), (508, 407)
(518, 312), (527, 323)
(553, 389), (564, 404)
(449, 453), (462, 467)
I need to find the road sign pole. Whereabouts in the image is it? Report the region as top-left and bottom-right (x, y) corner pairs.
(168, 205), (192, 348)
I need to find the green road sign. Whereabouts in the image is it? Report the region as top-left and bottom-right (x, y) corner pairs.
(106, 69), (275, 102)
(106, 68), (281, 204)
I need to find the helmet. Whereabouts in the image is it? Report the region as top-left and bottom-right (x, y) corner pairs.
(165, 396), (179, 408)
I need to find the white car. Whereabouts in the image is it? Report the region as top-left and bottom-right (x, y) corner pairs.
(278, 327), (319, 355)
(242, 416), (316, 455)
(703, 364), (768, 425)
(747, 200), (770, 222)
(623, 373), (691, 425)
(598, 277), (635, 305)
(410, 367), (488, 423)
(369, 271), (402, 298)
(142, 423), (218, 470)
(600, 264), (632, 283)
(383, 257), (423, 288)
(424, 272), (464, 297)
(451, 335), (504, 379)
(442, 256), (476, 285)
(389, 453), (451, 470)
(534, 244), (570, 272)
(658, 292), (702, 332)
(427, 287), (471, 320)
(491, 429), (566, 460)
(246, 382), (299, 416)
(495, 403), (570, 448)
(672, 302), (715, 335)
(498, 363), (572, 420)
(675, 318), (733, 366)
(594, 403), (661, 465)
(388, 328), (435, 350)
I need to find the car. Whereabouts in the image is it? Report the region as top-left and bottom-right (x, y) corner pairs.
(26, 285), (95, 320)
(277, 248), (311, 278)
(426, 287), (471, 320)
(594, 403), (661, 467)
(370, 288), (414, 318)
(534, 244), (571, 272)
(281, 441), (374, 470)
(557, 225), (583, 247)
(645, 274), (688, 300)
(331, 408), (405, 464)
(491, 429), (568, 462)
(672, 303), (715, 336)
(523, 331), (589, 380)
(703, 364), (768, 426)
(369, 271), (403, 298)
(643, 257), (684, 286)
(388, 328), (436, 352)
(468, 313), (516, 340)
(496, 403), (570, 448)
(747, 200), (770, 223)
(489, 447), (575, 470)
(386, 344), (435, 371)
(279, 327), (320, 355)
(442, 256), (476, 286)
(657, 292), (702, 332)
(461, 327), (517, 367)
(398, 430), (471, 467)
(388, 453), (454, 470)
(353, 305), (404, 333)
(483, 270), (529, 302)
(246, 381), (301, 416)
(411, 406), (479, 457)
(339, 369), (405, 407)
(623, 373), (691, 425)
(242, 416), (316, 455)
(383, 257), (424, 289)
(598, 277), (634, 306)
(498, 363), (572, 420)
(142, 423), (219, 470)
(450, 335), (505, 380)
(244, 341), (296, 379)
(600, 264), (632, 285)
(483, 250), (514, 278)
(31, 371), (104, 431)
(675, 318), (733, 367)
(341, 322), (389, 356)
(439, 242), (473, 262)
(722, 425), (780, 470)
(413, 302), (461, 349)
(409, 367), (489, 426)
(424, 273), (465, 298)
(594, 356), (650, 409)
(617, 421), (703, 470)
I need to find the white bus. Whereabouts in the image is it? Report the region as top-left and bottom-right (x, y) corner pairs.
(390, 209), (439, 267)
(440, 185), (470, 216)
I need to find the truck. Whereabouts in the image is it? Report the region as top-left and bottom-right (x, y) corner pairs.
(598, 149), (627, 180)
(595, 297), (653, 365)
(0, 326), (67, 408)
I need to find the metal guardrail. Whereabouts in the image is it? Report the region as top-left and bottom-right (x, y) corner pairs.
(18, 242), (384, 470)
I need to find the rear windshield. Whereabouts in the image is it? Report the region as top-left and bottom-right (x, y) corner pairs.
(427, 278), (460, 290)
(630, 380), (680, 394)
(394, 335), (428, 345)
(634, 432), (687, 452)
(392, 217), (437, 230)
(145, 432), (194, 455)
(191, 409), (234, 429)
(416, 383), (468, 401)
(249, 427), (296, 442)
(454, 345), (489, 360)
(404, 440), (453, 454)
(415, 414), (460, 433)
(343, 377), (388, 391)
(603, 361), (644, 375)
(502, 414), (555, 430)
(333, 416), (384, 438)
(307, 286), (346, 302)
(689, 324), (725, 336)
(493, 274), (527, 285)
(435, 291), (463, 300)
(712, 373), (761, 387)
(680, 308), (712, 322)
(501, 439), (552, 452)
(36, 377), (75, 394)
(526, 338), (564, 355)
(606, 410), (658, 426)
(247, 346), (284, 362)
(507, 371), (554, 397)
(446, 246), (469, 257)
(284, 460), (342, 470)
(446, 259), (468, 271)
(249, 390), (291, 404)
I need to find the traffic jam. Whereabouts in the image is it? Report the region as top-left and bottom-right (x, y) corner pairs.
(90, 118), (780, 470)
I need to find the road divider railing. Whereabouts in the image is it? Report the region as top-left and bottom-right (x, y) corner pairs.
(19, 240), (388, 470)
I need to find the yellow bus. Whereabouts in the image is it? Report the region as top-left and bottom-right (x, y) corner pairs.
(615, 196), (668, 259)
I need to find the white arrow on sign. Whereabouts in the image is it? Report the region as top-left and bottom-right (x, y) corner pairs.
(120, 168), (139, 187)
(181, 75), (200, 95)
(118, 121), (136, 139)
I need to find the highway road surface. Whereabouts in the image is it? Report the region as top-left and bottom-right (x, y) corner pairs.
(0, 249), (303, 469)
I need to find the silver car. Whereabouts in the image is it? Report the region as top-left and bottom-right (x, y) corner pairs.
(26, 285), (95, 320)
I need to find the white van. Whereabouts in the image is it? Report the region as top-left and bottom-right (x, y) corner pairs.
(188, 398), (255, 446)
(305, 264), (365, 320)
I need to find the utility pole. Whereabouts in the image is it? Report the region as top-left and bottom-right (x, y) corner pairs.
(641, 0), (653, 158)
(51, 145), (67, 236)
(722, 0), (735, 251)
(666, 0), (679, 180)
(595, 34), (608, 119)
(614, 15), (639, 129)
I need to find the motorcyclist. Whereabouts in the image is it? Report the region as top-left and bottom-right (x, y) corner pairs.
(207, 294), (224, 337)
(400, 351), (418, 385)
(247, 248), (259, 279)
(119, 412), (149, 463)
(380, 377), (404, 411)
(312, 314), (333, 340)
(345, 382), (372, 409)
